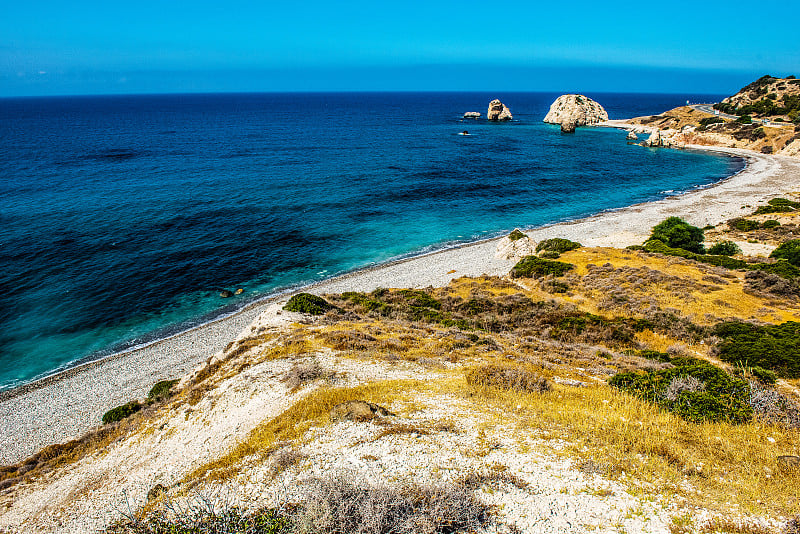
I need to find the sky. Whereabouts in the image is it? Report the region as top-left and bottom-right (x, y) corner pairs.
(1, 0), (799, 97)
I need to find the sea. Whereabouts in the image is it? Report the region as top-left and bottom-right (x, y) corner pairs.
(0, 92), (744, 391)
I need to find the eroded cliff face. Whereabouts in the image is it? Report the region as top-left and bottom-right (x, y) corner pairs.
(543, 94), (608, 132)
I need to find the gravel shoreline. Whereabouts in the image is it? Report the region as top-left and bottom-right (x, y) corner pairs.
(2, 147), (798, 465)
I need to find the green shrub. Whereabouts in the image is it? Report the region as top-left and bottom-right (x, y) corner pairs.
(754, 259), (800, 279)
(538, 250), (561, 259)
(729, 218), (761, 231)
(148, 379), (179, 402)
(102, 401), (142, 425)
(284, 293), (333, 315)
(736, 115), (752, 124)
(535, 238), (582, 254)
(510, 256), (573, 278)
(649, 217), (705, 253)
(707, 241), (742, 256)
(608, 358), (752, 424)
(714, 321), (800, 378)
(750, 366), (778, 385)
(699, 117), (724, 127)
(642, 240), (749, 269)
(770, 239), (800, 266)
(625, 244), (645, 251)
(763, 220), (781, 229)
(507, 229), (527, 241)
(754, 198), (800, 215)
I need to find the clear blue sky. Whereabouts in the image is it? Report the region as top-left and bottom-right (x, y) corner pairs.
(2, 0), (798, 96)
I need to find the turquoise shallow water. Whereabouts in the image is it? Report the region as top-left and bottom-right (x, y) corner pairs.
(0, 92), (743, 390)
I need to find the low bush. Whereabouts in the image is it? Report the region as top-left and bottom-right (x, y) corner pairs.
(763, 220), (781, 229)
(707, 241), (742, 256)
(465, 364), (550, 393)
(102, 401), (142, 425)
(754, 198), (800, 215)
(510, 256), (573, 278)
(754, 259), (800, 279)
(750, 366), (778, 385)
(728, 218), (761, 231)
(770, 239), (800, 266)
(147, 379), (178, 402)
(649, 217), (705, 253)
(284, 293), (333, 315)
(608, 357), (752, 424)
(507, 229), (527, 241)
(714, 321), (800, 378)
(699, 116), (724, 127)
(538, 250), (561, 259)
(292, 475), (492, 534)
(108, 505), (289, 533)
(642, 240), (748, 269)
(736, 115), (752, 124)
(535, 238), (582, 254)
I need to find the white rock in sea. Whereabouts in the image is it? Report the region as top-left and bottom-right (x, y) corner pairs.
(626, 131), (638, 140)
(543, 94), (608, 129)
(487, 99), (512, 121)
(463, 111), (481, 119)
(495, 230), (535, 260)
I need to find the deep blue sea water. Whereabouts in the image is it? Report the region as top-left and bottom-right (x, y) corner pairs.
(0, 92), (743, 391)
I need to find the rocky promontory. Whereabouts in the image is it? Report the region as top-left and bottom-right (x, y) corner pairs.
(487, 99), (512, 121)
(543, 94), (608, 132)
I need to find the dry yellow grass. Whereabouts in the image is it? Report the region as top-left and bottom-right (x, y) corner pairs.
(185, 379), (422, 484)
(558, 247), (800, 324)
(436, 375), (800, 517)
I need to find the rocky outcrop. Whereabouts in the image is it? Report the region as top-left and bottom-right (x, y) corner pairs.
(543, 95), (608, 130)
(626, 131), (638, 141)
(487, 99), (512, 121)
(495, 229), (536, 260)
(642, 130), (666, 147)
(463, 112), (481, 119)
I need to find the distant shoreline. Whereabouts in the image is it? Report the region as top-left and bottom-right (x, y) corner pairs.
(5, 144), (799, 465)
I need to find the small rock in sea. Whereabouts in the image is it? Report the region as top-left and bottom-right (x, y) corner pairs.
(463, 111), (481, 119)
(329, 400), (395, 422)
(487, 99), (512, 121)
(561, 119), (577, 133)
(626, 131), (638, 140)
(220, 290), (233, 298)
(234, 288), (244, 295)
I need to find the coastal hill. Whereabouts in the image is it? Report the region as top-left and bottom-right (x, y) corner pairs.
(2, 192), (800, 531)
(619, 75), (800, 157)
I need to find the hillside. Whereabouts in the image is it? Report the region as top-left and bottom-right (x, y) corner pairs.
(622, 75), (800, 157)
(2, 196), (800, 533)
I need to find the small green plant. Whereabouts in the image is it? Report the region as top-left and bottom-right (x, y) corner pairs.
(535, 238), (582, 253)
(736, 115), (752, 124)
(754, 198), (800, 215)
(609, 357), (752, 424)
(729, 218), (761, 231)
(763, 220), (781, 229)
(698, 117), (724, 127)
(510, 256), (573, 278)
(714, 321), (800, 378)
(750, 366), (778, 385)
(507, 229), (527, 241)
(770, 239), (800, 266)
(649, 217), (705, 253)
(284, 293), (333, 315)
(102, 401), (142, 425)
(538, 250), (561, 259)
(707, 241), (742, 256)
(147, 379), (179, 402)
